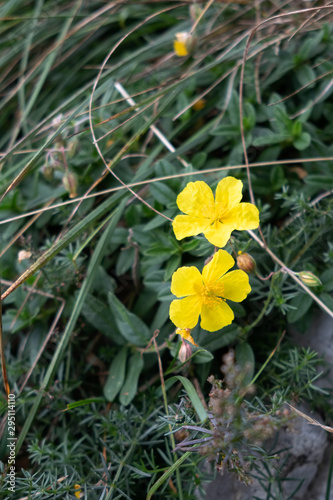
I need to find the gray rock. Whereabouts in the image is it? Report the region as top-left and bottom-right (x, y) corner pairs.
(202, 311), (333, 500)
(201, 406), (327, 500)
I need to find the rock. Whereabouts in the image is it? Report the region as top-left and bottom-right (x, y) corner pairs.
(201, 405), (327, 500)
(202, 310), (333, 500)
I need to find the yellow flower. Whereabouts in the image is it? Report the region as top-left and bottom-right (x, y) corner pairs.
(74, 484), (81, 499)
(169, 250), (251, 332)
(193, 98), (206, 111)
(173, 32), (190, 56)
(173, 177), (259, 248)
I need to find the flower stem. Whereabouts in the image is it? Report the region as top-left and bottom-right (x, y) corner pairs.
(152, 334), (184, 500)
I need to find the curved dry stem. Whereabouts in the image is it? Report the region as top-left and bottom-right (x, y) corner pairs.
(1, 157), (333, 227)
(239, 4), (333, 244)
(248, 229), (333, 319)
(88, 4), (185, 222)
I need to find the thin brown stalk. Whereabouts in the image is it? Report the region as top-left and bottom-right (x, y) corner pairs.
(1, 157), (333, 227)
(0, 199), (55, 259)
(267, 69), (333, 107)
(0, 279), (66, 394)
(248, 229), (333, 319)
(190, 0), (215, 35)
(282, 189), (333, 228)
(0, 282), (9, 397)
(239, 4), (333, 245)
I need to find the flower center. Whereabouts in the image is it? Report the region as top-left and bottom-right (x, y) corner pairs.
(214, 201), (227, 222)
(201, 283), (225, 309)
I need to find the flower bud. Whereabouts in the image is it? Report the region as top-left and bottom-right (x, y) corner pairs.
(18, 250), (32, 263)
(63, 171), (78, 198)
(42, 163), (54, 181)
(193, 99), (206, 111)
(178, 339), (192, 363)
(297, 271), (322, 287)
(176, 327), (198, 347)
(68, 139), (79, 158)
(237, 252), (256, 274)
(173, 32), (196, 57)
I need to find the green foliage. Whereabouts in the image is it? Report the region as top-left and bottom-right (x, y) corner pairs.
(0, 1), (332, 499)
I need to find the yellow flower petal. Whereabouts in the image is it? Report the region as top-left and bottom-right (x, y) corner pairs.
(173, 215), (212, 240)
(203, 221), (234, 247)
(202, 249), (234, 285)
(171, 266), (203, 297)
(176, 328), (198, 346)
(170, 295), (201, 329)
(176, 181), (215, 218)
(200, 301), (234, 331)
(223, 203), (259, 230)
(220, 270), (251, 302)
(174, 40), (188, 56)
(215, 177), (243, 211)
(74, 485), (81, 499)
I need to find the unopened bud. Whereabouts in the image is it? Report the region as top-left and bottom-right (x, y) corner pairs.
(297, 270), (321, 287)
(63, 172), (77, 198)
(178, 339), (193, 363)
(68, 140), (79, 158)
(193, 99), (206, 111)
(237, 252), (256, 274)
(173, 32), (196, 57)
(42, 163), (54, 181)
(18, 250), (32, 263)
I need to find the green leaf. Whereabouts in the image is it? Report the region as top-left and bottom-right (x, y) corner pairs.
(253, 130), (289, 147)
(147, 452), (191, 500)
(82, 295), (124, 345)
(164, 254), (181, 281)
(154, 159), (177, 178)
(210, 124), (240, 138)
(235, 342), (255, 385)
(287, 293), (313, 323)
(104, 346), (128, 402)
(198, 325), (240, 351)
(243, 102), (256, 130)
(320, 268), (333, 292)
(108, 292), (151, 346)
(319, 292), (333, 313)
(192, 152), (207, 169)
(165, 375), (208, 422)
(182, 239), (200, 252)
(227, 90), (240, 126)
(293, 132), (311, 150)
(273, 107), (291, 132)
(270, 165), (285, 191)
(292, 120), (302, 137)
(119, 352), (144, 406)
(306, 174), (333, 190)
(296, 65), (316, 88)
(149, 181), (176, 206)
(144, 209), (176, 231)
(65, 398), (105, 410)
(192, 349), (214, 364)
(116, 246), (135, 275)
